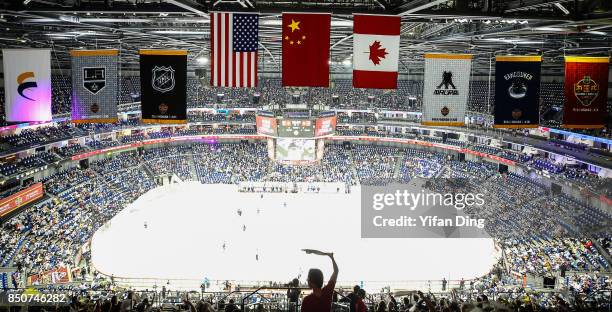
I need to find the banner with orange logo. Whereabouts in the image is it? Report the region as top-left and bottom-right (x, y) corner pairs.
(562, 56), (609, 129)
(2, 49), (52, 122)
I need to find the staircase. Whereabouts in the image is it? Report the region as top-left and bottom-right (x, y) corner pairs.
(392, 153), (403, 180)
(187, 154), (198, 180)
(141, 163), (157, 181)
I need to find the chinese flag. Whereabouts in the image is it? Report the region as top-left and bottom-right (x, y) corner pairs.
(282, 13), (331, 87)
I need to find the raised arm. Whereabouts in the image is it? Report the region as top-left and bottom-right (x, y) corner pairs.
(328, 253), (339, 283)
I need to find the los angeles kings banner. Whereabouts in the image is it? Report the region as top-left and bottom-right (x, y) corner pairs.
(70, 50), (119, 123)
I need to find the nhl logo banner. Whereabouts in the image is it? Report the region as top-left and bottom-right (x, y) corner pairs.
(562, 56), (609, 129)
(494, 55), (542, 128)
(70, 50), (118, 123)
(139, 50), (187, 124)
(2, 49), (52, 122)
(422, 53), (472, 126)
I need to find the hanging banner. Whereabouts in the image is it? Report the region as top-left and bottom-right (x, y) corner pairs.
(562, 56), (609, 129)
(2, 49), (52, 122)
(422, 53), (472, 126)
(139, 50), (187, 123)
(281, 13), (331, 87)
(493, 56), (542, 128)
(70, 50), (118, 123)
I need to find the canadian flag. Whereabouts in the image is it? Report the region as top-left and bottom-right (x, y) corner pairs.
(352, 14), (401, 89)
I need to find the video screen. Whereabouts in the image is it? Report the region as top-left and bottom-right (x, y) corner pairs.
(275, 138), (316, 161)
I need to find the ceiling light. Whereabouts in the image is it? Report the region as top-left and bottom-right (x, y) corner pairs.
(535, 27), (568, 32)
(151, 30), (206, 35)
(260, 19), (353, 27)
(342, 59), (352, 67)
(553, 2), (570, 15)
(80, 18), (152, 23)
(197, 57), (209, 64)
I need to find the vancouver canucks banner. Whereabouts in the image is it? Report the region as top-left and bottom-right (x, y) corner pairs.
(422, 53), (472, 126)
(2, 49), (52, 122)
(562, 56), (609, 129)
(139, 50), (187, 124)
(493, 55), (542, 128)
(70, 50), (118, 123)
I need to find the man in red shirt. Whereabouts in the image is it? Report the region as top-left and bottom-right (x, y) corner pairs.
(355, 289), (367, 312)
(301, 253), (339, 312)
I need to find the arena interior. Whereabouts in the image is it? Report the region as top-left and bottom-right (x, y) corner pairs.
(0, 0), (611, 311)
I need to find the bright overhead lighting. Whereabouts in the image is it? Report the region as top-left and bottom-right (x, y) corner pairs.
(482, 38), (543, 45)
(587, 31), (607, 36)
(342, 59), (352, 66)
(80, 18), (152, 23)
(535, 27), (569, 32)
(45, 33), (75, 37)
(197, 57), (209, 64)
(150, 30), (207, 35)
(553, 2), (570, 15)
(332, 20), (353, 27)
(260, 19), (352, 27)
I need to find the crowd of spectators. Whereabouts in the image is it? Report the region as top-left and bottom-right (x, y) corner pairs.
(0, 142), (609, 311)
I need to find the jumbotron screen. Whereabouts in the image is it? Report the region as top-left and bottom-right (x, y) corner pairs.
(275, 138), (316, 161)
(277, 119), (315, 137)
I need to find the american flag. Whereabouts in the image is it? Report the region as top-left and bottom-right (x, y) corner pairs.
(210, 12), (258, 88)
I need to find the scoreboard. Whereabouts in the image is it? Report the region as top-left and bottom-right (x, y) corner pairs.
(277, 119), (315, 138)
(256, 113), (336, 138)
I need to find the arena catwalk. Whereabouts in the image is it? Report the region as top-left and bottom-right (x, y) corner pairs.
(91, 182), (500, 291)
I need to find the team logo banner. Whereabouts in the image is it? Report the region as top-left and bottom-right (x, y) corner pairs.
(422, 54), (472, 126)
(562, 56), (609, 129)
(70, 50), (118, 123)
(139, 50), (187, 123)
(2, 49), (52, 122)
(494, 56), (542, 128)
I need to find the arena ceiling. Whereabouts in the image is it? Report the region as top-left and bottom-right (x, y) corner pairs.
(0, 0), (611, 73)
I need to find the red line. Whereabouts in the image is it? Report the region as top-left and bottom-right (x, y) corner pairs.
(232, 50), (236, 87)
(254, 52), (258, 87)
(210, 13), (215, 86)
(224, 13), (229, 87)
(216, 13), (222, 86)
(239, 52), (244, 88)
(247, 51), (252, 87)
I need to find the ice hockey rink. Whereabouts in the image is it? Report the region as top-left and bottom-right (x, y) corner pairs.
(90, 182), (500, 291)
